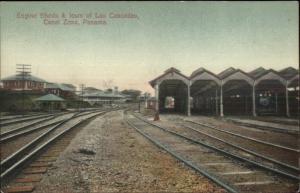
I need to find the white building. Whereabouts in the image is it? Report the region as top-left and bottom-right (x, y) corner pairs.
(81, 90), (126, 105)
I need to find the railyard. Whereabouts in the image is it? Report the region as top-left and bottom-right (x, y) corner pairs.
(0, 104), (298, 193)
(0, 66), (299, 193)
(0, 2), (299, 193)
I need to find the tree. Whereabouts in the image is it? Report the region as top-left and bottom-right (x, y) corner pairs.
(105, 88), (113, 93)
(121, 89), (142, 101)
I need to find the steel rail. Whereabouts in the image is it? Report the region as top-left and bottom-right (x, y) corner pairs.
(182, 124), (299, 173)
(0, 114), (63, 139)
(124, 116), (238, 193)
(1, 119), (73, 173)
(0, 120), (65, 143)
(225, 118), (298, 135)
(1, 109), (108, 143)
(73, 109), (105, 117)
(0, 110), (108, 185)
(132, 114), (299, 181)
(0, 113), (46, 121)
(1, 108), (118, 180)
(0, 112), (64, 127)
(185, 120), (300, 153)
(0, 110), (96, 170)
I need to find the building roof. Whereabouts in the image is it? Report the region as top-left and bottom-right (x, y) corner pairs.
(35, 94), (65, 101)
(254, 69), (283, 80)
(278, 67), (299, 80)
(61, 83), (76, 90)
(149, 67), (189, 87)
(46, 83), (74, 91)
(190, 67), (206, 77)
(149, 66), (299, 87)
(1, 73), (47, 83)
(217, 67), (236, 79)
(190, 67), (219, 79)
(121, 94), (133, 98)
(82, 91), (125, 98)
(249, 67), (268, 79)
(164, 67), (181, 74)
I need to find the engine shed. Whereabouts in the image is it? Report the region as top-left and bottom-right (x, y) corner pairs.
(149, 68), (190, 115)
(149, 66), (299, 117)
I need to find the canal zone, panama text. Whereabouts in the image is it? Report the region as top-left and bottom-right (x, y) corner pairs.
(17, 12), (139, 26)
(44, 19), (107, 25)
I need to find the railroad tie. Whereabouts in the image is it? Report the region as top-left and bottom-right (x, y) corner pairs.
(3, 185), (34, 193)
(36, 157), (57, 162)
(23, 167), (48, 174)
(29, 162), (52, 167)
(40, 153), (60, 157)
(15, 176), (42, 183)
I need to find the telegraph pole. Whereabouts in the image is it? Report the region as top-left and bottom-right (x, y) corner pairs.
(79, 84), (85, 112)
(16, 64), (31, 115)
(138, 96), (141, 113)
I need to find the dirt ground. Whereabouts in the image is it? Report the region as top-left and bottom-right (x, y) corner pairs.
(33, 110), (225, 193)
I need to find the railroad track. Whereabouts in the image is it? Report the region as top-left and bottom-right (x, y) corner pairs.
(0, 112), (76, 144)
(237, 116), (299, 126)
(0, 112), (67, 127)
(182, 119), (298, 167)
(0, 109), (105, 161)
(125, 112), (298, 193)
(0, 113), (46, 122)
(0, 109), (103, 135)
(181, 123), (299, 173)
(0, 108), (113, 190)
(185, 120), (299, 152)
(224, 118), (299, 135)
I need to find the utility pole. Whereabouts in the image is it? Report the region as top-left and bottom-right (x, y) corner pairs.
(138, 96), (141, 113)
(16, 64), (31, 115)
(79, 84), (85, 112)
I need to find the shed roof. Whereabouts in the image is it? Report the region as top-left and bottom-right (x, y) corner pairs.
(254, 69), (282, 79)
(190, 67), (205, 77)
(217, 67), (236, 79)
(164, 67), (181, 74)
(190, 67), (219, 79)
(61, 83), (76, 90)
(1, 73), (47, 83)
(149, 66), (298, 87)
(46, 83), (74, 91)
(35, 94), (65, 101)
(278, 67), (299, 80)
(249, 67), (267, 79)
(149, 67), (189, 87)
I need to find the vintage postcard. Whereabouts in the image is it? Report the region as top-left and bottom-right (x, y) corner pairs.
(0, 1), (299, 193)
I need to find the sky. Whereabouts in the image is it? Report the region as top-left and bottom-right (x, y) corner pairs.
(0, 1), (298, 94)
